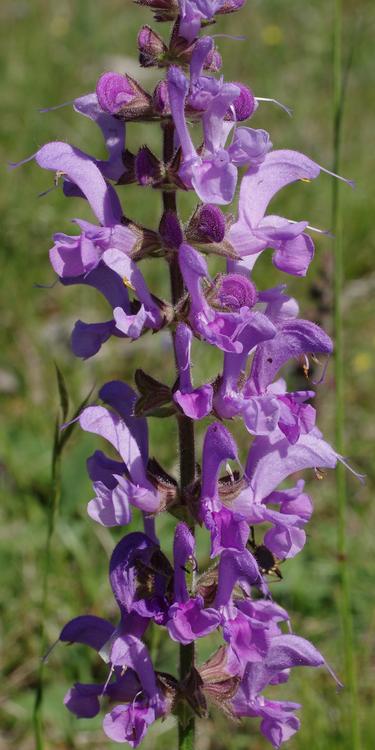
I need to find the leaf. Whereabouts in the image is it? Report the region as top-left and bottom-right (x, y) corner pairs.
(54, 363), (69, 422)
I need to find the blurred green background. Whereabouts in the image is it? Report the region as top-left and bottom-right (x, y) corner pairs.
(1, 0), (374, 748)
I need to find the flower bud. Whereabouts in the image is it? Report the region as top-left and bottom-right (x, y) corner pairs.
(216, 273), (258, 310)
(230, 82), (258, 121)
(96, 72), (152, 120)
(96, 72), (135, 114)
(138, 25), (167, 67)
(187, 204), (226, 244)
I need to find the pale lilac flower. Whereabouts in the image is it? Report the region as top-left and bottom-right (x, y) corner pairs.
(79, 381), (162, 524)
(230, 149), (353, 274)
(168, 66), (271, 204)
(173, 323), (213, 419)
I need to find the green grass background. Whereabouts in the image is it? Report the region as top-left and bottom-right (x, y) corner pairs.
(1, 0), (374, 748)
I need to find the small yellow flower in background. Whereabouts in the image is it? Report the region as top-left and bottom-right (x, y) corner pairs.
(261, 24), (284, 46)
(352, 352), (372, 374)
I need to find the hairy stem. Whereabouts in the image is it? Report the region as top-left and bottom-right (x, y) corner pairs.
(162, 119), (196, 750)
(332, 2), (360, 748)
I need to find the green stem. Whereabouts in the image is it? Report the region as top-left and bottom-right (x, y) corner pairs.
(162, 119), (196, 750)
(33, 420), (62, 750)
(332, 3), (360, 748)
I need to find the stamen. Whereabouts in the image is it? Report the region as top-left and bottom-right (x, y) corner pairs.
(123, 276), (136, 291)
(314, 467), (327, 480)
(302, 354), (310, 379)
(226, 462), (235, 483)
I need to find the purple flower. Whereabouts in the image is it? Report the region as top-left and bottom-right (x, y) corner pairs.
(199, 423), (250, 557)
(62, 263), (130, 359)
(32, 141), (123, 225)
(215, 284), (331, 441)
(230, 149), (353, 274)
(178, 243), (276, 354)
(167, 523), (221, 643)
(173, 323), (213, 419)
(102, 247), (164, 338)
(229, 429), (347, 559)
(103, 702), (156, 747)
(59, 612), (152, 714)
(73, 93), (126, 181)
(50, 220), (136, 279)
(168, 66), (271, 204)
(231, 634), (326, 748)
(19, 141), (138, 292)
(78, 381), (162, 524)
(108, 531), (173, 624)
(177, 0), (244, 42)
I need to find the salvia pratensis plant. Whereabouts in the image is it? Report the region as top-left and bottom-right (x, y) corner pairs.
(13, 1), (363, 748)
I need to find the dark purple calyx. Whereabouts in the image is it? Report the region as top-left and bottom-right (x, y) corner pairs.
(159, 211), (184, 249)
(215, 273), (258, 311)
(135, 146), (162, 186)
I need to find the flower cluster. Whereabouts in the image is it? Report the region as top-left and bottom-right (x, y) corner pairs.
(15, 1), (359, 748)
